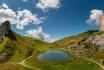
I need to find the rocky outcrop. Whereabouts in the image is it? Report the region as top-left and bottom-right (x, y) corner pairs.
(0, 21), (11, 42)
(0, 21), (17, 42)
(84, 34), (104, 51)
(2, 21), (11, 35)
(69, 32), (104, 56)
(0, 21), (17, 63)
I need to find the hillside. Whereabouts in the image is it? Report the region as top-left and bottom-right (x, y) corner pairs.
(69, 31), (104, 66)
(54, 30), (98, 46)
(54, 31), (104, 70)
(0, 21), (103, 70)
(54, 30), (104, 70)
(0, 30), (101, 70)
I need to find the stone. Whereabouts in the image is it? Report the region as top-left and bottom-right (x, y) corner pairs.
(0, 21), (11, 42)
(2, 21), (11, 35)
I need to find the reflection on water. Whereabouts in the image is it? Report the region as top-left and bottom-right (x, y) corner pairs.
(38, 50), (69, 62)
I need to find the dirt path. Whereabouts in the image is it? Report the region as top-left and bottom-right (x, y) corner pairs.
(11, 60), (40, 70)
(11, 51), (40, 70)
(18, 61), (37, 70)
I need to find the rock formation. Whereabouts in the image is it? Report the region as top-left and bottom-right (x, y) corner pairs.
(69, 32), (104, 56)
(0, 21), (11, 42)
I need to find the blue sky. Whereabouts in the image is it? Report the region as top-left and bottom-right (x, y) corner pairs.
(0, 0), (103, 41)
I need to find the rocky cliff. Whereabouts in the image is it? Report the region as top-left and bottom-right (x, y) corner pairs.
(0, 21), (11, 42)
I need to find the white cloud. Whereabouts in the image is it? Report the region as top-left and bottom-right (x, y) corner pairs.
(0, 3), (56, 42)
(17, 9), (43, 30)
(0, 3), (18, 24)
(87, 9), (104, 24)
(22, 0), (29, 3)
(26, 27), (55, 42)
(43, 37), (56, 43)
(36, 0), (61, 11)
(0, 3), (43, 30)
(2, 3), (9, 9)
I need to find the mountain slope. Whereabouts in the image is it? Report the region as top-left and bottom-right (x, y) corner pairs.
(55, 30), (104, 69)
(54, 30), (97, 46)
(1, 34), (101, 70)
(71, 31), (104, 66)
(0, 21), (103, 70)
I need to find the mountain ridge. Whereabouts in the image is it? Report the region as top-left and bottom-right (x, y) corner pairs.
(54, 30), (98, 46)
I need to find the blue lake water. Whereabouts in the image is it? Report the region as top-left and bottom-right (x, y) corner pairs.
(38, 50), (69, 62)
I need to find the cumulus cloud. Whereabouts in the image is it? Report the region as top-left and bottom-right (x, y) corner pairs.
(22, 0), (29, 3)
(17, 9), (43, 30)
(0, 3), (43, 30)
(44, 37), (56, 43)
(2, 3), (9, 9)
(87, 9), (104, 24)
(0, 3), (18, 24)
(36, 0), (61, 11)
(26, 27), (55, 42)
(0, 3), (56, 42)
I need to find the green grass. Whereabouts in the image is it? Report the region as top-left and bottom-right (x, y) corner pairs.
(95, 31), (104, 35)
(0, 37), (9, 53)
(54, 30), (97, 46)
(0, 64), (33, 70)
(0, 30), (103, 70)
(25, 53), (102, 70)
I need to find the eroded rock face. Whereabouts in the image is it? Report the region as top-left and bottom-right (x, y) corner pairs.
(2, 21), (11, 36)
(0, 21), (11, 42)
(69, 32), (104, 56)
(84, 34), (104, 51)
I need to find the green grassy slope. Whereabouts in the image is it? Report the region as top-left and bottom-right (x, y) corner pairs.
(53, 30), (104, 69)
(0, 30), (102, 70)
(54, 30), (97, 46)
(25, 53), (102, 70)
(9, 31), (51, 62)
(0, 64), (33, 70)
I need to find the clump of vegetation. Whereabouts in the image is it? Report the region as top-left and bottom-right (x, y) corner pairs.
(81, 42), (96, 49)
(95, 31), (104, 35)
